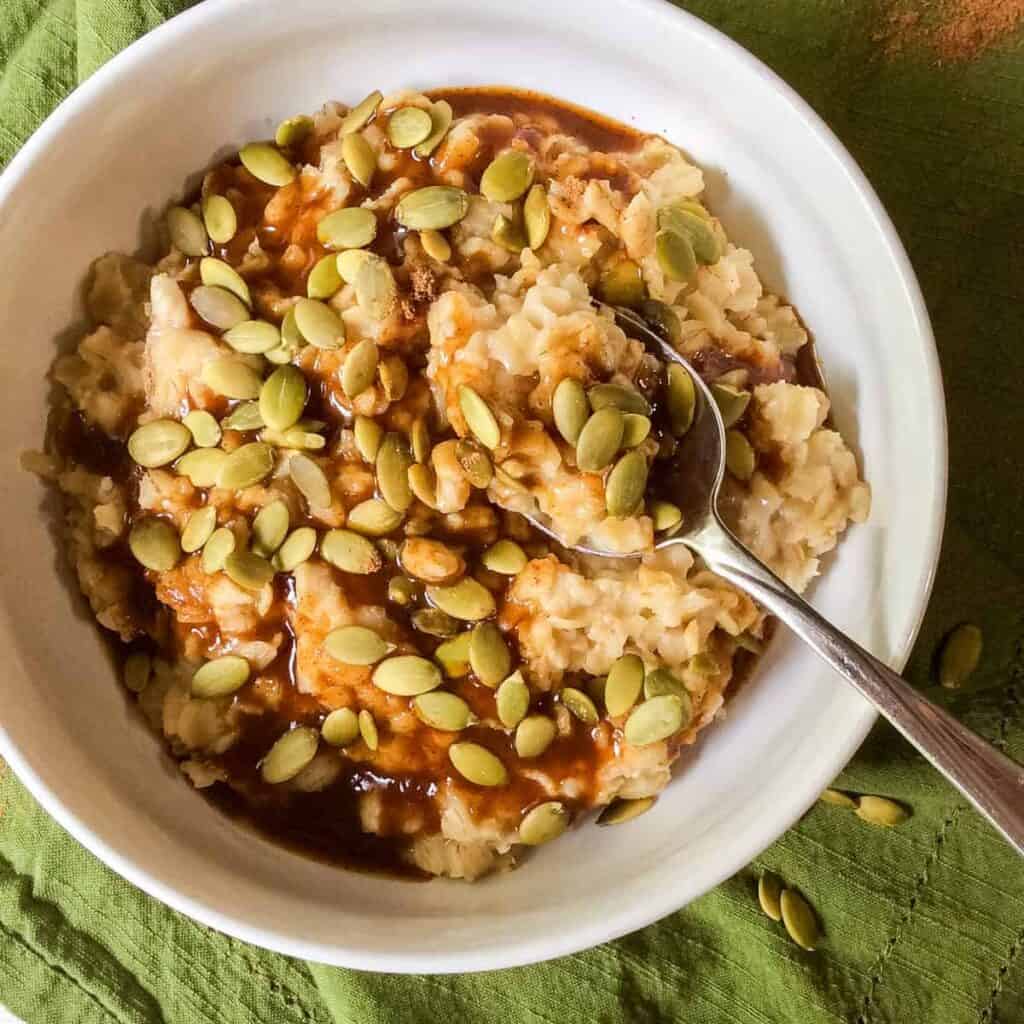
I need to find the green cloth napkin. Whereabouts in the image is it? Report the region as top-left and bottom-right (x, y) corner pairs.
(2, 1), (1024, 1021)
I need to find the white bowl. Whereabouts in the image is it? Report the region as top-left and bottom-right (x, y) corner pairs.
(0, 0), (945, 972)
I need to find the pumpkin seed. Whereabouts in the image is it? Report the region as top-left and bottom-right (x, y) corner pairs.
(621, 413), (652, 448)
(491, 213), (527, 253)
(341, 132), (376, 188)
(338, 339), (378, 399)
(354, 416), (384, 462)
(347, 498), (403, 537)
(481, 539), (527, 575)
(855, 795), (910, 827)
(624, 694), (684, 746)
(597, 796), (657, 826)
(588, 384), (651, 416)
(376, 433), (414, 512)
(412, 608), (461, 638)
(457, 386), (500, 449)
(129, 518), (180, 572)
(419, 229), (451, 261)
(261, 427), (325, 451)
(191, 655), (250, 698)
(427, 577), (496, 621)
(274, 114), (313, 148)
(273, 526), (317, 572)
(321, 707), (360, 747)
(561, 686), (598, 724)
(224, 550), (275, 591)
(261, 727), (318, 784)
(656, 227), (698, 283)
(469, 622), (511, 687)
(124, 652), (152, 693)
(222, 402), (264, 432)
(358, 709), (379, 750)
(651, 500), (682, 532)
(725, 430), (756, 480)
(515, 715), (557, 758)
(605, 654), (645, 717)
(201, 194), (237, 245)
(128, 419), (191, 468)
(480, 150), (534, 202)
(605, 450), (649, 517)
(182, 410), (222, 449)
(280, 306), (304, 351)
(395, 186), (470, 230)
(218, 442), (274, 489)
(239, 142), (296, 187)
(449, 742), (508, 787)
(666, 363), (696, 436)
(317, 207), (377, 250)
(758, 872), (783, 921)
(576, 407), (625, 473)
(167, 206), (208, 256)
(263, 346), (291, 366)
(523, 184), (550, 250)
(181, 506), (218, 553)
(519, 802), (568, 846)
(496, 670), (530, 728)
(293, 298), (345, 350)
(643, 667), (688, 701)
(638, 298), (682, 345)
(552, 378), (589, 444)
(780, 890), (818, 951)
(341, 90), (383, 134)
(454, 439), (493, 488)
(201, 527), (236, 573)
(599, 259), (645, 307)
(435, 631), (472, 678)
(659, 206), (722, 265)
(407, 464), (438, 508)
(387, 575), (419, 607)
(413, 691), (473, 731)
(710, 383), (751, 428)
(202, 357), (263, 400)
(336, 248), (373, 285)
(378, 355), (409, 401)
(251, 500), (290, 557)
(259, 365), (307, 432)
(387, 106), (433, 148)
(307, 254), (343, 300)
(820, 788), (858, 809)
(321, 529), (382, 574)
(200, 257), (251, 306)
(413, 99), (453, 157)
(938, 623), (983, 688)
(325, 625), (390, 666)
(286, 452), (330, 510)
(372, 655), (442, 696)
(734, 632), (764, 655)
(221, 320), (277, 357)
(354, 257), (397, 321)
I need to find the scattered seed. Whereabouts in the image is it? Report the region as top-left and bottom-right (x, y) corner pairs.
(221, 402), (264, 432)
(599, 259), (646, 307)
(523, 184), (550, 250)
(307, 254), (344, 300)
(182, 410), (222, 449)
(224, 550), (275, 591)
(659, 205), (722, 265)
(387, 106), (433, 148)
(938, 623), (983, 688)
(202, 357), (262, 400)
(519, 801), (568, 846)
(192, 655), (250, 698)
(200, 257), (250, 306)
(427, 577), (496, 621)
(167, 205), (208, 257)
(481, 539), (527, 575)
(605, 654), (645, 717)
(378, 355), (409, 401)
(650, 500), (682, 532)
(413, 100), (453, 157)
(325, 625), (391, 666)
(128, 518), (180, 572)
(387, 575), (420, 607)
(354, 257), (397, 321)
(275, 114), (313, 148)
(358, 709), (379, 750)
(259, 364), (308, 432)
(480, 150), (534, 202)
(261, 727), (318, 784)
(758, 872), (783, 921)
(354, 416), (384, 462)
(273, 527), (317, 572)
(855, 795), (910, 827)
(819, 788), (858, 808)
(201, 527), (236, 573)
(410, 416), (431, 465)
(261, 426), (325, 451)
(576, 407), (625, 473)
(128, 419), (191, 468)
(491, 213), (527, 253)
(552, 378), (589, 445)
(496, 670), (530, 728)
(624, 694), (684, 746)
(340, 338), (379, 398)
(643, 668), (689, 701)
(181, 506), (218, 553)
(588, 384), (651, 416)
(413, 691), (473, 731)
(666, 363), (696, 436)
(621, 413), (652, 448)
(419, 229), (451, 261)
(239, 142), (296, 187)
(457, 385), (501, 449)
(656, 227), (698, 283)
(434, 631), (472, 678)
(321, 529), (381, 574)
(395, 185), (470, 230)
(321, 707), (360, 747)
(454, 439), (493, 488)
(294, 297), (346, 350)
(469, 622), (512, 687)
(515, 715), (557, 758)
(412, 608), (461, 638)
(341, 90), (383, 134)
(219, 441), (274, 490)
(725, 430), (756, 480)
(288, 451), (332, 510)
(376, 432), (414, 511)
(561, 686), (599, 724)
(408, 463), (439, 508)
(710, 382), (751, 428)
(348, 498), (403, 537)
(449, 742), (508, 787)
(202, 194), (237, 245)
(317, 207), (378, 250)
(605, 450), (649, 517)
(597, 796), (657, 826)
(251, 500), (290, 557)
(341, 132), (376, 188)
(780, 890), (818, 951)
(638, 299), (682, 345)
(372, 654), (442, 696)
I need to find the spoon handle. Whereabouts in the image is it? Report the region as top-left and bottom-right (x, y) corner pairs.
(686, 516), (1024, 855)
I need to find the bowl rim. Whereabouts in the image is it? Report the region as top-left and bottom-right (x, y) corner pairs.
(0, 0), (947, 973)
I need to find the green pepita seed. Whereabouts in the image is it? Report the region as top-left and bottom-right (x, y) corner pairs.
(605, 450), (649, 517)
(341, 338), (380, 398)
(317, 207), (377, 250)
(496, 670), (530, 728)
(181, 506), (218, 553)
(354, 416), (384, 462)
(605, 654), (645, 717)
(124, 652), (152, 693)
(656, 227), (698, 283)
(202, 357), (263, 400)
(251, 500), (290, 557)
(280, 306), (304, 350)
(449, 742), (508, 787)
(820, 788), (858, 809)
(223, 320), (279, 356)
(621, 413), (652, 448)
(325, 625), (390, 666)
(336, 248), (373, 285)
(519, 801), (568, 846)
(427, 577), (496, 622)
(481, 540), (527, 575)
(293, 298), (345, 350)
(666, 363), (696, 436)
(599, 260), (646, 307)
(419, 229), (451, 261)
(372, 654), (442, 696)
(273, 526), (317, 572)
(191, 655), (250, 698)
(387, 575), (419, 607)
(262, 427), (325, 451)
(183, 410), (222, 448)
(167, 206), (208, 257)
(377, 433), (414, 512)
(552, 379), (589, 445)
(758, 872), (783, 921)
(218, 442), (274, 489)
(354, 257), (397, 321)
(200, 257), (251, 306)
(321, 707), (360, 747)
(259, 365), (308, 432)
(404, 421), (427, 468)
(710, 383), (751, 428)
(288, 452), (332, 510)
(725, 430), (756, 480)
(347, 498), (403, 537)
(780, 890), (818, 951)
(201, 527), (236, 573)
(624, 694), (684, 746)
(408, 463), (438, 508)
(341, 90), (383, 134)
(638, 298), (683, 345)
(387, 106), (433, 148)
(457, 386), (501, 449)
(395, 186), (470, 230)
(307, 254), (343, 300)
(643, 668), (689, 701)
(321, 529), (382, 574)
(454, 439), (493, 488)
(341, 132), (376, 188)
(128, 419), (191, 468)
(576, 407), (625, 473)
(224, 550), (275, 591)
(561, 686), (599, 724)
(938, 623), (983, 688)
(659, 206), (722, 265)
(491, 213), (527, 253)
(651, 500), (682, 532)
(597, 796), (657, 826)
(855, 795), (910, 827)
(201, 195), (237, 245)
(275, 114), (313, 148)
(128, 518), (180, 572)
(524, 184), (550, 250)
(469, 622), (512, 687)
(480, 150), (534, 202)
(358, 709), (379, 750)
(734, 632), (765, 655)
(413, 691), (473, 731)
(261, 727), (318, 784)
(588, 384), (651, 416)
(222, 402), (264, 432)
(515, 715), (557, 759)
(239, 142), (296, 187)
(378, 355), (409, 401)
(413, 100), (453, 157)
(435, 631), (472, 678)
(412, 608), (461, 638)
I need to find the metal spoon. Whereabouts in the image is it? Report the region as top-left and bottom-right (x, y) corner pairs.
(523, 303), (1024, 855)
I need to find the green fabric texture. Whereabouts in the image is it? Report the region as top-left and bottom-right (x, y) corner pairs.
(1, 0), (1024, 1020)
